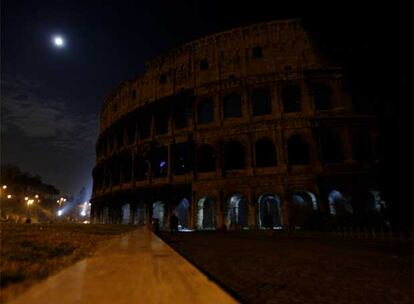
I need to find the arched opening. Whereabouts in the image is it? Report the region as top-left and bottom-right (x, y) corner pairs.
(152, 201), (165, 229)
(111, 161), (120, 185)
(226, 194), (248, 229)
(155, 110), (169, 135)
(121, 204), (130, 224)
(197, 144), (215, 172)
(312, 84), (332, 111)
(251, 88), (271, 116)
(319, 129), (344, 163)
(172, 142), (192, 175)
(287, 135), (310, 165)
(353, 130), (373, 161)
(138, 115), (151, 140)
(127, 124), (135, 145)
(121, 155), (132, 183)
(223, 141), (245, 170)
(174, 100), (192, 129)
(258, 193), (282, 229)
(223, 93), (242, 118)
(290, 191), (318, 229)
(153, 146), (168, 177)
(134, 155), (149, 181)
(174, 198), (190, 230)
(328, 190), (353, 216)
(197, 197), (215, 230)
(282, 84), (301, 113)
(255, 138), (277, 167)
(116, 129), (124, 148)
(197, 98), (214, 124)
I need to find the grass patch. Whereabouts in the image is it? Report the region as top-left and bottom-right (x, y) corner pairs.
(0, 223), (136, 303)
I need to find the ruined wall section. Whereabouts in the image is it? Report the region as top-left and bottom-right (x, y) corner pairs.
(99, 19), (327, 134)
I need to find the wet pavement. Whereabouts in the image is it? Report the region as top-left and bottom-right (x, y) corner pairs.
(9, 228), (238, 304)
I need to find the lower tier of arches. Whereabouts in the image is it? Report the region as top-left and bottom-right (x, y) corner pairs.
(90, 175), (389, 230)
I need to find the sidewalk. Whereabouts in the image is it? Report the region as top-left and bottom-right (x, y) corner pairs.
(9, 228), (238, 304)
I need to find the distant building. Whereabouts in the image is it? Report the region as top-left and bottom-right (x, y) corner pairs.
(91, 19), (385, 230)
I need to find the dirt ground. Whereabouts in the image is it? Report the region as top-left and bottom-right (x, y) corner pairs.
(0, 223), (136, 303)
(160, 231), (413, 304)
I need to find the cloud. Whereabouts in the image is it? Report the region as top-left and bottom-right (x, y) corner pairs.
(1, 76), (98, 151)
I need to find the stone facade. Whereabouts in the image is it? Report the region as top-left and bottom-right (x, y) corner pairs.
(91, 19), (384, 230)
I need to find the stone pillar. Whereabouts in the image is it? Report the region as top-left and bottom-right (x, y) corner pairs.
(131, 151), (135, 186)
(247, 188), (256, 229)
(130, 203), (136, 225)
(280, 188), (290, 229)
(343, 128), (354, 162)
(216, 190), (224, 229)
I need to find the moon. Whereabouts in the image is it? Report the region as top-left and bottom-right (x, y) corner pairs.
(53, 35), (65, 48)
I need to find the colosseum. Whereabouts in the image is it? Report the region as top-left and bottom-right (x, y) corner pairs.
(91, 18), (386, 230)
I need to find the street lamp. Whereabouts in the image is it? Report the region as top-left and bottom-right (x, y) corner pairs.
(2, 185), (7, 190)
(7, 194), (12, 199)
(26, 199), (34, 222)
(35, 195), (39, 198)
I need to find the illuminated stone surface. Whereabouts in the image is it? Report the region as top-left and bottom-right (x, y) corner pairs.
(9, 228), (238, 304)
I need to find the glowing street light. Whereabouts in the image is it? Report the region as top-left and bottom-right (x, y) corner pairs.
(7, 194), (12, 199)
(35, 195), (39, 198)
(25, 197), (29, 201)
(2, 185), (7, 189)
(27, 199), (34, 206)
(57, 210), (63, 216)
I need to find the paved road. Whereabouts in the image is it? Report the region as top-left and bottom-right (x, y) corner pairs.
(9, 228), (238, 304)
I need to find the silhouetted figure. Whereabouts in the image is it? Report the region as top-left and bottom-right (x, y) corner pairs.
(170, 214), (179, 234)
(152, 218), (160, 235)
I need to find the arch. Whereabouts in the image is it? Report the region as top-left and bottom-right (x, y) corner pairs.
(328, 190), (353, 216)
(152, 201), (165, 228)
(258, 193), (282, 229)
(353, 130), (373, 161)
(289, 191), (318, 228)
(368, 190), (387, 214)
(319, 129), (344, 163)
(174, 100), (192, 129)
(197, 98), (214, 124)
(172, 142), (192, 175)
(116, 129), (124, 148)
(312, 83), (332, 111)
(251, 88), (271, 116)
(223, 140), (246, 170)
(282, 84), (301, 113)
(155, 110), (169, 135)
(134, 155), (149, 181)
(226, 193), (248, 229)
(121, 155), (132, 183)
(223, 93), (242, 118)
(197, 144), (216, 172)
(153, 146), (168, 177)
(196, 197), (215, 230)
(121, 204), (131, 224)
(255, 138), (277, 167)
(127, 124), (136, 145)
(287, 134), (310, 165)
(173, 198), (190, 230)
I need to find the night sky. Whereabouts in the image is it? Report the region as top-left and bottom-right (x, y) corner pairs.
(1, 1), (412, 201)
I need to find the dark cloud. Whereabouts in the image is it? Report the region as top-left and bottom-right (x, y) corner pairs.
(1, 75), (97, 196)
(2, 76), (98, 150)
